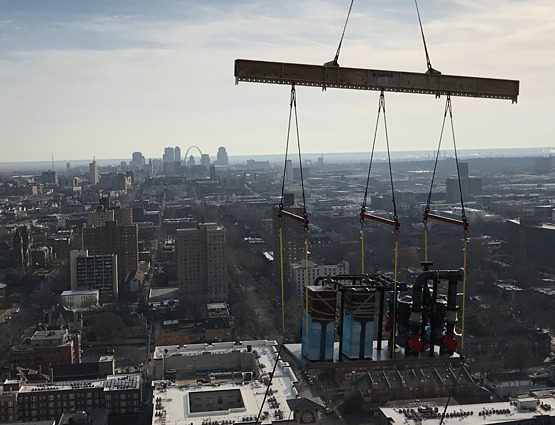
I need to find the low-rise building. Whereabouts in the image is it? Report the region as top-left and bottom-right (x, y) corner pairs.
(11, 328), (80, 370)
(17, 373), (141, 421)
(60, 290), (100, 311)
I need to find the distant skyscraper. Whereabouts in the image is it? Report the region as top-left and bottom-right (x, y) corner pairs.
(89, 160), (99, 185)
(201, 154), (210, 166)
(285, 159), (293, 182)
(216, 147), (228, 166)
(42, 170), (58, 185)
(187, 155), (195, 166)
(163, 147), (175, 162)
(176, 223), (227, 302)
(174, 146), (181, 162)
(131, 152), (145, 168)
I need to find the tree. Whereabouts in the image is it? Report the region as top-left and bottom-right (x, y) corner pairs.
(422, 378), (440, 398)
(94, 312), (125, 341)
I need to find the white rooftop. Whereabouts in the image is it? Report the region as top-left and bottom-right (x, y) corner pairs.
(152, 340), (298, 425)
(379, 397), (555, 424)
(61, 289), (99, 296)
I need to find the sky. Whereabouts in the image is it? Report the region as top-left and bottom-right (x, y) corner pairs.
(0, 0), (553, 162)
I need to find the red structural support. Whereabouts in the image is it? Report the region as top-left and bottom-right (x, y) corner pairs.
(361, 212), (400, 231)
(279, 208), (309, 229)
(424, 212), (469, 232)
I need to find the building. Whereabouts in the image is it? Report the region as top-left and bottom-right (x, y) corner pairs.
(174, 146), (181, 162)
(176, 223), (227, 302)
(377, 397), (555, 425)
(11, 328), (80, 371)
(60, 290), (100, 311)
(69, 250), (118, 302)
(507, 218), (555, 269)
(445, 161), (482, 204)
(163, 147), (175, 163)
(131, 151), (145, 169)
(484, 372), (533, 399)
(272, 201), (307, 289)
(16, 373), (141, 421)
(41, 170), (58, 186)
(82, 220), (138, 282)
(216, 146), (228, 166)
(289, 259), (349, 300)
(151, 341), (301, 424)
(201, 153), (210, 166)
(89, 161), (99, 185)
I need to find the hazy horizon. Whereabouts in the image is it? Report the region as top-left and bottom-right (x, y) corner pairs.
(0, 146), (553, 173)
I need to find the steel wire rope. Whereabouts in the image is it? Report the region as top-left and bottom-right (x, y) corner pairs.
(360, 92), (385, 273)
(439, 357), (467, 425)
(331, 0), (355, 65)
(358, 92), (400, 359)
(414, 0), (438, 74)
(423, 97), (450, 261)
(277, 84), (310, 350)
(423, 95), (469, 351)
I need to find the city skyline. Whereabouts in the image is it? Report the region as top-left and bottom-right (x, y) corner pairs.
(0, 1), (553, 162)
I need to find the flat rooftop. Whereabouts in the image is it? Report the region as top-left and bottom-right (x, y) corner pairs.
(152, 340), (298, 424)
(19, 374), (141, 393)
(379, 397), (555, 424)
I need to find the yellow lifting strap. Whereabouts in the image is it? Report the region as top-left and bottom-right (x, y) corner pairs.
(279, 227), (285, 337)
(305, 234), (309, 351)
(391, 236), (399, 359)
(462, 237), (468, 349)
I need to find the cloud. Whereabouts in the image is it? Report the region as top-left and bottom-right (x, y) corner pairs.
(0, 0), (553, 161)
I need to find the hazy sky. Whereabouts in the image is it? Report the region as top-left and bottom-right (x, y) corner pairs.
(0, 0), (553, 162)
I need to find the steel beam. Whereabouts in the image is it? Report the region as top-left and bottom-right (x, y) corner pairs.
(235, 59), (519, 102)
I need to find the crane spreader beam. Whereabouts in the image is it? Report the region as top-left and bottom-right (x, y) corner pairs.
(235, 59), (519, 102)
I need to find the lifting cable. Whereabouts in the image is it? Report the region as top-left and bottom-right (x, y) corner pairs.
(422, 95), (469, 349)
(359, 91), (400, 358)
(329, 0), (355, 66)
(278, 84), (309, 347)
(414, 0), (440, 75)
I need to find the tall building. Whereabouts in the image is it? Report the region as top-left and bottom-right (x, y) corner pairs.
(201, 153), (211, 166)
(41, 170), (58, 185)
(176, 223), (227, 302)
(272, 199), (306, 290)
(82, 208), (138, 281)
(70, 250), (118, 301)
(174, 146), (181, 162)
(89, 160), (99, 185)
(163, 147), (175, 162)
(131, 151), (145, 168)
(216, 147), (229, 166)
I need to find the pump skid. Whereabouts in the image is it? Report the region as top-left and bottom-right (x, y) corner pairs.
(235, 59), (519, 102)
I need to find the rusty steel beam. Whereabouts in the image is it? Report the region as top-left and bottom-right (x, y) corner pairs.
(235, 59), (519, 102)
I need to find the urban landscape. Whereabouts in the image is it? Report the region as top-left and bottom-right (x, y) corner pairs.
(1, 0), (555, 424)
(0, 146), (553, 424)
